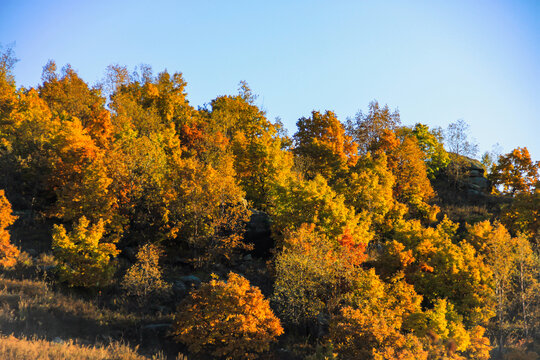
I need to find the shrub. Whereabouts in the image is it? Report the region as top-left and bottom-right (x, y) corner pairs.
(122, 243), (171, 302)
(52, 217), (119, 287)
(173, 272), (283, 359)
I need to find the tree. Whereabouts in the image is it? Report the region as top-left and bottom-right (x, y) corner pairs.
(409, 123), (449, 179)
(389, 218), (495, 327)
(338, 151), (395, 229)
(39, 62), (113, 147)
(272, 224), (367, 327)
(49, 118), (116, 227)
(166, 154), (252, 266)
(444, 119), (478, 158)
(389, 135), (437, 220)
(330, 306), (428, 360)
(208, 85), (294, 209)
(467, 221), (540, 356)
(173, 272), (283, 359)
(293, 110), (357, 180)
(122, 243), (171, 303)
(52, 216), (119, 287)
(0, 190), (19, 268)
(269, 174), (372, 247)
(346, 101), (400, 154)
(444, 119), (479, 187)
(0, 45), (18, 121)
(490, 147), (539, 195)
(500, 187), (540, 246)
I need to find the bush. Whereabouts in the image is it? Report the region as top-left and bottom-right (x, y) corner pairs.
(122, 243), (171, 302)
(52, 217), (119, 287)
(173, 272), (283, 359)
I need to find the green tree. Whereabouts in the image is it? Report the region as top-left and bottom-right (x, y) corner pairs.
(410, 123), (450, 179)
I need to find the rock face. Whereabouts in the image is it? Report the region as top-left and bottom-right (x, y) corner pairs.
(245, 210), (273, 258)
(456, 156), (491, 195)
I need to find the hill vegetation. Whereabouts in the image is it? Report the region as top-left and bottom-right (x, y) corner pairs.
(0, 47), (539, 359)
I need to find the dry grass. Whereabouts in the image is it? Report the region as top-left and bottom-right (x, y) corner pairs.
(0, 276), (180, 358)
(0, 333), (174, 359)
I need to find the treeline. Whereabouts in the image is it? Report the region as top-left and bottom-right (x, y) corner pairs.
(0, 47), (539, 359)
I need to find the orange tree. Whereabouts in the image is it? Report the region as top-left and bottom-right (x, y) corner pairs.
(173, 272), (283, 359)
(0, 190), (19, 268)
(293, 110), (357, 181)
(490, 147), (539, 195)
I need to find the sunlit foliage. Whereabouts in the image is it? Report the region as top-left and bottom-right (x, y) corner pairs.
(52, 217), (119, 287)
(0, 189), (19, 268)
(173, 272), (283, 359)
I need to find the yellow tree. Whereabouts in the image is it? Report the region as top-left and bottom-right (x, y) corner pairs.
(0, 45), (18, 123)
(269, 174), (372, 247)
(386, 218), (495, 327)
(272, 224), (367, 327)
(39, 61), (112, 147)
(208, 84), (293, 210)
(173, 272), (283, 359)
(49, 118), (116, 229)
(0, 190), (19, 268)
(122, 243), (171, 302)
(337, 151), (395, 229)
(467, 221), (540, 356)
(166, 154), (252, 266)
(500, 187), (540, 246)
(0, 87), (57, 212)
(52, 216), (119, 287)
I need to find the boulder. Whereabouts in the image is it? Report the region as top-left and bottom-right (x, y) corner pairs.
(180, 275), (202, 289)
(172, 280), (187, 299)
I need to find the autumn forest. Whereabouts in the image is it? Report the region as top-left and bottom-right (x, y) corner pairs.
(0, 47), (539, 359)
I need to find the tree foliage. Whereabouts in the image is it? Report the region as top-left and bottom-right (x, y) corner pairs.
(0, 189), (19, 268)
(52, 217), (119, 287)
(122, 243), (171, 301)
(490, 147), (539, 195)
(173, 272), (283, 359)
(294, 110), (357, 180)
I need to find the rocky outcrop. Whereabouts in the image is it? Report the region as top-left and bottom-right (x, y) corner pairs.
(461, 156), (490, 195)
(447, 155), (491, 195)
(245, 210), (273, 258)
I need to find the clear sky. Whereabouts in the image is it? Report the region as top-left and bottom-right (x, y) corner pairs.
(1, 0), (539, 160)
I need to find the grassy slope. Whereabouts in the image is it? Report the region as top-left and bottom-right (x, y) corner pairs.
(0, 275), (185, 359)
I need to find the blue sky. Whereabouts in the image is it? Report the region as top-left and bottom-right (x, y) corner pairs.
(1, 0), (539, 160)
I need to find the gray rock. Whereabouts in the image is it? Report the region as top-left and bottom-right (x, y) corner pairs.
(142, 323), (172, 332)
(123, 247), (137, 262)
(172, 282), (187, 301)
(141, 323), (172, 345)
(26, 248), (37, 257)
(243, 254), (253, 261)
(180, 275), (201, 288)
